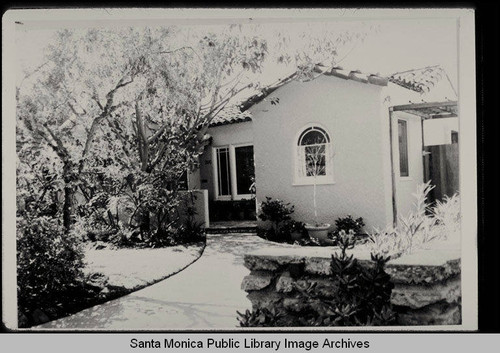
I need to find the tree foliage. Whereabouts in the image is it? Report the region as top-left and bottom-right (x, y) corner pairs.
(16, 23), (370, 243)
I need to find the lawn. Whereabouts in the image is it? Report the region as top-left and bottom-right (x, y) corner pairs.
(83, 242), (206, 291)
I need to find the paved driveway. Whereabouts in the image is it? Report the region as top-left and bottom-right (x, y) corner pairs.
(40, 233), (289, 330)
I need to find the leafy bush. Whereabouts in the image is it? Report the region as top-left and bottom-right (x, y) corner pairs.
(258, 197), (297, 243)
(146, 221), (205, 248)
(259, 197), (294, 229)
(334, 215), (365, 235)
(369, 182), (460, 258)
(295, 231), (395, 326)
(17, 215), (87, 327)
(238, 231), (395, 327)
(432, 193), (461, 240)
(237, 307), (287, 327)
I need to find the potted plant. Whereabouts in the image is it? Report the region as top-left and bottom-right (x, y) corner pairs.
(303, 141), (331, 241)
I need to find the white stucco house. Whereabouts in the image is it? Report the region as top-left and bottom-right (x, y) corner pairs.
(187, 65), (459, 232)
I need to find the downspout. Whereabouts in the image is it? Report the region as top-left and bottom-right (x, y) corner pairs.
(388, 107), (397, 226)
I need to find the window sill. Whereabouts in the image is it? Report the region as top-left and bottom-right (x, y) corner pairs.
(398, 176), (414, 182)
(215, 196), (232, 201)
(233, 194), (254, 201)
(293, 179), (336, 186)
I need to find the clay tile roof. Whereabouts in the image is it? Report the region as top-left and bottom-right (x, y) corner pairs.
(209, 72), (297, 127)
(209, 105), (252, 127)
(210, 65), (452, 127)
(389, 65), (447, 93)
(323, 66), (388, 86)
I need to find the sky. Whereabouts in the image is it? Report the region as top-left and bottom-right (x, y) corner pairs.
(341, 19), (458, 88)
(14, 15), (458, 93)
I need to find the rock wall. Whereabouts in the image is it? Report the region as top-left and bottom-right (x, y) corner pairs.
(241, 247), (461, 326)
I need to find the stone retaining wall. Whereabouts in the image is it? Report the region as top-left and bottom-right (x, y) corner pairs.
(241, 247), (461, 326)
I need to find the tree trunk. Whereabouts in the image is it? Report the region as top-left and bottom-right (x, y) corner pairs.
(135, 101), (149, 171)
(62, 161), (76, 232)
(313, 180), (318, 225)
(62, 184), (74, 231)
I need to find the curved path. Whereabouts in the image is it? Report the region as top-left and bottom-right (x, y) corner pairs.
(40, 233), (290, 330)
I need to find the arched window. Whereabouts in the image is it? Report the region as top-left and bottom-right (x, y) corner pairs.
(295, 125), (334, 185)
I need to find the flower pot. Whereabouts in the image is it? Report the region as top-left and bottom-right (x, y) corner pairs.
(305, 223), (331, 242)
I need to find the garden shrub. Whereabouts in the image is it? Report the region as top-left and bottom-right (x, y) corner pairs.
(237, 307), (288, 327)
(258, 197), (298, 243)
(259, 197), (294, 229)
(432, 193), (461, 240)
(238, 231), (395, 327)
(17, 215), (89, 327)
(144, 192), (205, 248)
(332, 215), (366, 244)
(369, 182), (460, 258)
(334, 215), (365, 235)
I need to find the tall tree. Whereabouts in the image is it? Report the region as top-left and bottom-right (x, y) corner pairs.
(16, 23), (370, 240)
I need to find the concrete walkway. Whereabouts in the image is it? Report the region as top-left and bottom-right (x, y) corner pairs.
(39, 233), (290, 330)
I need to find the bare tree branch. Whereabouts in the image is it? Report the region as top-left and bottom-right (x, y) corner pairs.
(81, 76), (135, 161)
(16, 60), (50, 101)
(157, 46), (202, 61)
(67, 102), (86, 117)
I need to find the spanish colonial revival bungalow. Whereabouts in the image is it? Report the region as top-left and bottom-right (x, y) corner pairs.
(187, 65), (459, 232)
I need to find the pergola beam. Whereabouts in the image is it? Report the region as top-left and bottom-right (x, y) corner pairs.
(392, 101), (457, 112)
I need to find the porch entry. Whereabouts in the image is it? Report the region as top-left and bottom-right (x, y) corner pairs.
(211, 144), (256, 222)
(390, 101), (459, 223)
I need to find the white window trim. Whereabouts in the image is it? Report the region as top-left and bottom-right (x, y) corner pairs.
(212, 143), (254, 201)
(212, 146), (232, 200)
(396, 117), (413, 181)
(293, 123), (335, 186)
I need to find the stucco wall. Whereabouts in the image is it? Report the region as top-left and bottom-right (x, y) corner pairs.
(251, 75), (390, 231)
(423, 117), (459, 146)
(199, 121), (253, 201)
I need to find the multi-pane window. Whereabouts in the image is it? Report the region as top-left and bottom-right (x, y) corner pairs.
(214, 145), (255, 200)
(295, 125), (334, 185)
(216, 147), (231, 197)
(235, 145), (255, 195)
(398, 119), (409, 177)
